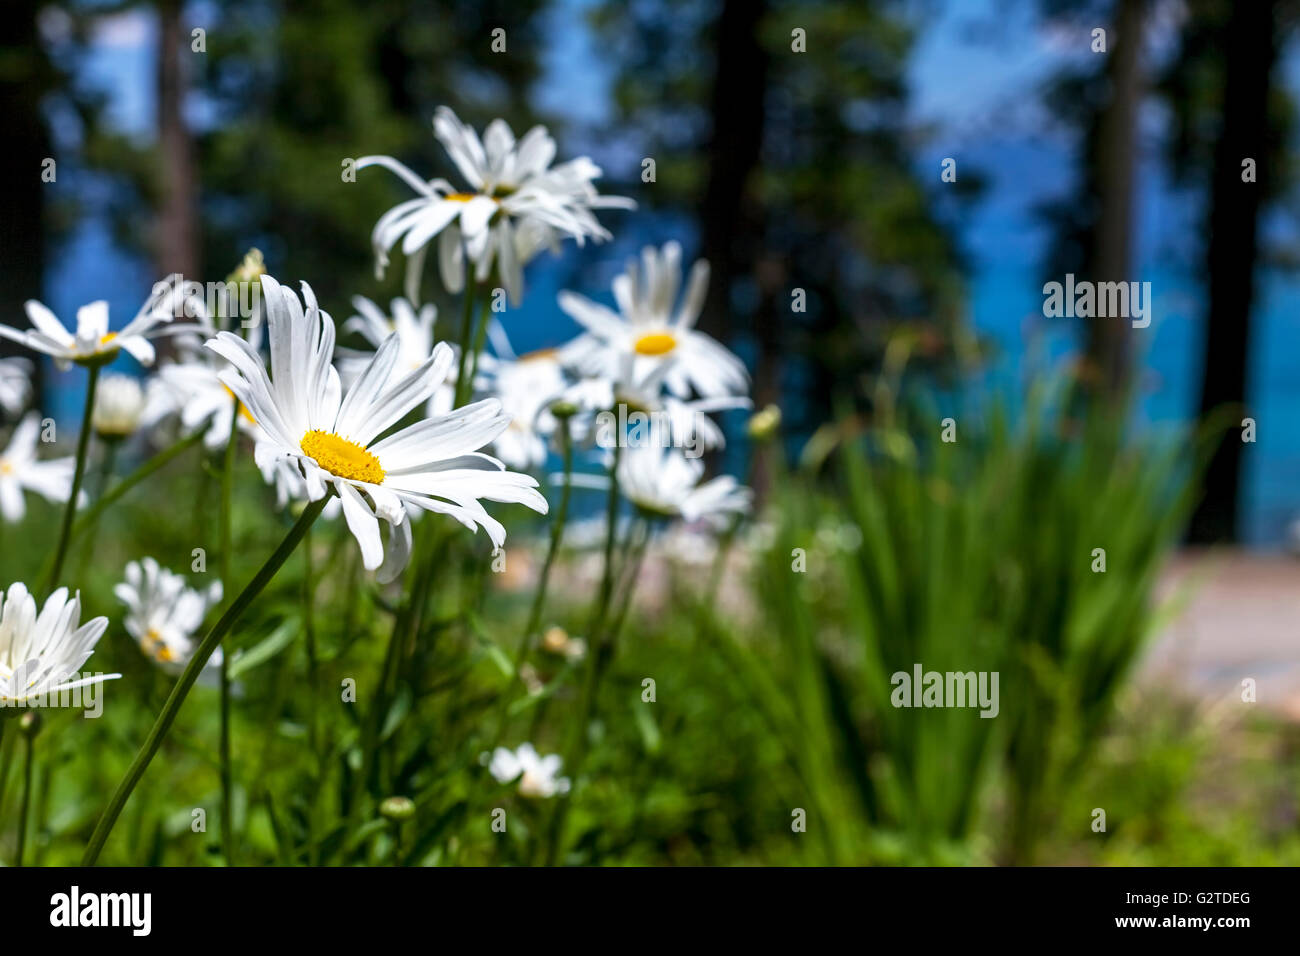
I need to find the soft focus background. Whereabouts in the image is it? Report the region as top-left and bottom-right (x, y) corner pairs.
(2, 0), (1300, 866)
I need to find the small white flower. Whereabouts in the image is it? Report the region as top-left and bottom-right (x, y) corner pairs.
(91, 374), (146, 439)
(0, 275), (203, 370)
(599, 357), (749, 453)
(358, 107), (634, 304)
(114, 558), (223, 675)
(142, 358), (260, 450)
(616, 443), (751, 525)
(207, 274), (548, 582)
(0, 358), (33, 417)
(338, 296), (454, 418)
(560, 241), (748, 400)
(0, 582), (118, 707)
(0, 414), (78, 522)
(488, 742), (571, 798)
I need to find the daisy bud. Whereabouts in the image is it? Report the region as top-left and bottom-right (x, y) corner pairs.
(747, 404), (782, 443)
(540, 625), (570, 655)
(20, 711), (42, 737)
(92, 374), (146, 439)
(379, 796), (415, 822)
(228, 248), (266, 284)
(549, 398), (579, 420)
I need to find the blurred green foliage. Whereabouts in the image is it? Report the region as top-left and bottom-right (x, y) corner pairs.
(1, 386), (1295, 866)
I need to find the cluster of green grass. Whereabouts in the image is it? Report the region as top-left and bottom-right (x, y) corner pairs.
(0, 393), (1294, 866)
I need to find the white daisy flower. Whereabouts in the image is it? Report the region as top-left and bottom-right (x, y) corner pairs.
(479, 347), (569, 470)
(599, 355), (749, 453)
(358, 106), (634, 304)
(488, 742), (571, 798)
(0, 357), (33, 417)
(91, 374), (146, 439)
(257, 446), (342, 521)
(142, 358), (261, 450)
(114, 558), (223, 675)
(0, 582), (118, 708)
(0, 275), (203, 370)
(206, 274), (548, 582)
(338, 296), (454, 418)
(560, 241), (748, 400)
(0, 414), (78, 522)
(616, 443), (751, 525)
(140, 308), (268, 450)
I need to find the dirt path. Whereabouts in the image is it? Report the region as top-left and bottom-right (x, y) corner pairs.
(1145, 548), (1300, 718)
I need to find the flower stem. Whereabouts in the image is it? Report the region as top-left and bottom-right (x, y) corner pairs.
(466, 300), (493, 397)
(16, 727), (35, 867)
(519, 429), (574, 665)
(587, 436), (623, 635)
(44, 363), (100, 594)
(48, 429), (207, 576)
(453, 282), (478, 407)
(218, 406), (239, 865)
(81, 496), (328, 866)
(542, 438), (623, 866)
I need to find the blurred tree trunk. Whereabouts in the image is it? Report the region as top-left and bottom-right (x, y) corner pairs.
(156, 0), (199, 282)
(0, 0), (50, 390)
(699, 0), (773, 493)
(1085, 0), (1146, 397)
(1188, 0), (1278, 543)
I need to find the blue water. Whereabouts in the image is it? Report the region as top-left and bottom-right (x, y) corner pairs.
(969, 265), (1300, 546)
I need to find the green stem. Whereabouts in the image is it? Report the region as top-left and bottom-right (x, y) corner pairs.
(59, 429), (207, 564)
(543, 437), (623, 866)
(44, 363), (100, 594)
(605, 517), (652, 645)
(587, 436), (623, 635)
(519, 430), (574, 668)
(453, 283), (478, 407)
(218, 407), (239, 864)
(487, 428), (575, 752)
(303, 525), (319, 756)
(466, 300), (493, 398)
(81, 496), (328, 866)
(16, 728), (34, 867)
(0, 721), (12, 824)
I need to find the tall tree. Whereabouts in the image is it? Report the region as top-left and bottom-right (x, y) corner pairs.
(1156, 0), (1296, 542)
(593, 0), (973, 450)
(0, 1), (53, 369)
(155, 0), (199, 280)
(1035, 0), (1148, 400)
(1188, 0), (1281, 542)
(1087, 0), (1146, 397)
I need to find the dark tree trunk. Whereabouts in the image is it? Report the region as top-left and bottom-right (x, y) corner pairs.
(0, 0), (51, 390)
(1085, 0), (1145, 397)
(1187, 0), (1278, 543)
(698, 0), (774, 492)
(156, 0), (199, 283)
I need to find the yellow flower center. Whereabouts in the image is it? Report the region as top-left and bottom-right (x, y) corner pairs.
(519, 347), (558, 363)
(143, 630), (174, 663)
(99, 332), (118, 346)
(300, 429), (385, 484)
(633, 332), (677, 356)
(0, 459), (12, 476)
